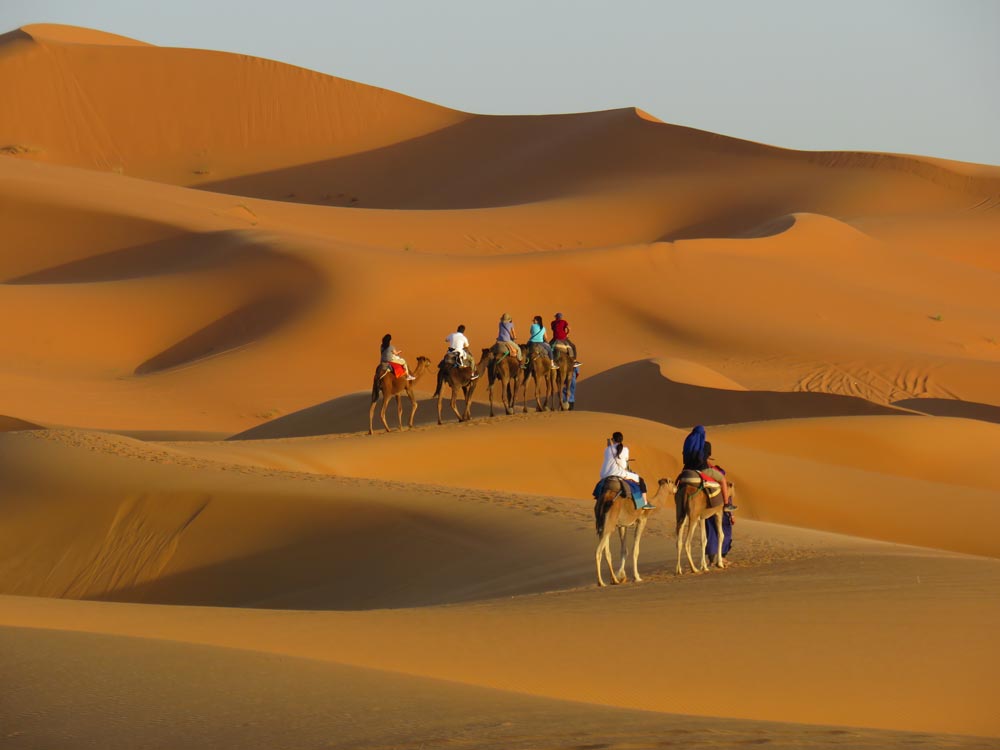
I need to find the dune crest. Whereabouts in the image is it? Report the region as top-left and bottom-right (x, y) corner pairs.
(19, 23), (150, 46)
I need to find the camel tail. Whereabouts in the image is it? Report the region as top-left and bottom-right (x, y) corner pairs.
(433, 368), (443, 398)
(595, 498), (607, 538)
(594, 480), (613, 537)
(371, 376), (380, 404)
(674, 486), (686, 530)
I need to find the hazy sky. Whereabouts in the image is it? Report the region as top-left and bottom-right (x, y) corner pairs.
(5, 0), (999, 165)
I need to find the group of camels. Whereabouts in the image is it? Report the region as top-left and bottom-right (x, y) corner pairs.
(369, 342), (730, 587)
(368, 341), (575, 434)
(594, 473), (733, 586)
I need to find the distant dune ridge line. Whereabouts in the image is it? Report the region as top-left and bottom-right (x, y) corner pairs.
(1, 22), (999, 748)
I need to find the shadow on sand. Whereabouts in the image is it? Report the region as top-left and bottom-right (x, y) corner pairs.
(582, 360), (909, 427)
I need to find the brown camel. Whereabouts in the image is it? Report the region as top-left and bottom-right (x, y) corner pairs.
(486, 343), (523, 416)
(552, 342), (574, 411)
(368, 356), (432, 434)
(675, 477), (735, 574)
(594, 477), (674, 587)
(521, 342), (555, 412)
(433, 352), (489, 424)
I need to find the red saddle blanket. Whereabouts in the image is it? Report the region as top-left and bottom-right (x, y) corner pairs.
(389, 363), (406, 378)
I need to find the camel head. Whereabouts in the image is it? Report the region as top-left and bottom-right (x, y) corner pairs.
(656, 477), (677, 495)
(480, 346), (493, 362)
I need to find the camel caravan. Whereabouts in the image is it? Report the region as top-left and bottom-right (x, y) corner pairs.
(369, 314), (581, 434)
(368, 318), (737, 587)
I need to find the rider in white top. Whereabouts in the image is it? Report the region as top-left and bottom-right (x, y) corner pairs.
(601, 442), (639, 483)
(600, 431), (652, 508)
(443, 324), (477, 376)
(445, 330), (470, 352)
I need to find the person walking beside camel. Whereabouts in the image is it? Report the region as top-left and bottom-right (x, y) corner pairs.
(380, 333), (416, 380)
(600, 431), (654, 509)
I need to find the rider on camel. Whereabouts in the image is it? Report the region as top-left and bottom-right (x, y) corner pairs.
(443, 324), (479, 379)
(550, 312), (580, 365)
(381, 334), (416, 380)
(682, 425), (736, 510)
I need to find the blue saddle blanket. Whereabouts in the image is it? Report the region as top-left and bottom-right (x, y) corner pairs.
(593, 477), (645, 509)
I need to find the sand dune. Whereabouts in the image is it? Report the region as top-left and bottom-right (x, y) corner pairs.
(1, 22), (998, 747)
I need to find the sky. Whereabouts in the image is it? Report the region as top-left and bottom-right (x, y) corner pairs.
(4, 0), (999, 165)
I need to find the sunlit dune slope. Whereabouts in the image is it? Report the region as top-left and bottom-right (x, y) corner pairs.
(0, 24), (467, 189)
(3, 411), (994, 598)
(2, 156), (998, 435)
(3, 544), (999, 739)
(4, 616), (997, 748)
(176, 411), (1000, 558)
(3, 23), (999, 226)
(2, 416), (999, 739)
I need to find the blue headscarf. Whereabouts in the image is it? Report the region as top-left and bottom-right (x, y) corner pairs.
(682, 425), (707, 468)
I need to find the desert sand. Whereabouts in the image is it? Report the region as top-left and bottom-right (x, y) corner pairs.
(1, 23), (999, 749)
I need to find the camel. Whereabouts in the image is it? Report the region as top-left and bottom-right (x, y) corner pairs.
(433, 351), (489, 424)
(552, 342), (574, 411)
(485, 343), (523, 416)
(675, 477), (735, 574)
(368, 356), (432, 434)
(521, 342), (555, 412)
(594, 477), (674, 587)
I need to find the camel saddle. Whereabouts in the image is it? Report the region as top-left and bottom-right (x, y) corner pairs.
(378, 362), (406, 379)
(677, 469), (722, 498)
(445, 349), (471, 368)
(593, 476), (645, 509)
(493, 341), (520, 360)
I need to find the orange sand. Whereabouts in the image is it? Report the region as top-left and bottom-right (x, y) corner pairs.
(1, 23), (998, 748)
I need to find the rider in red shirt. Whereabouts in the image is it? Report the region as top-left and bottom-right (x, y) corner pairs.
(549, 312), (579, 364)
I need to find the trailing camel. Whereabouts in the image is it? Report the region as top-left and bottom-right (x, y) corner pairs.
(486, 343), (522, 417)
(521, 342), (556, 412)
(433, 352), (488, 424)
(368, 356), (432, 434)
(675, 477), (734, 574)
(594, 477), (673, 586)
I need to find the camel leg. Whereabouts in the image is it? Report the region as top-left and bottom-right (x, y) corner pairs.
(615, 526), (627, 582)
(396, 394), (404, 431)
(408, 391), (418, 428)
(685, 513), (701, 574)
(595, 530), (610, 587)
(632, 517), (647, 583)
(597, 530), (619, 586)
(436, 393), (444, 425)
(462, 385), (473, 421)
(698, 514), (710, 572)
(368, 399), (378, 435)
(604, 504), (622, 584)
(712, 512), (726, 569)
(676, 517), (687, 574)
(379, 395), (391, 432)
